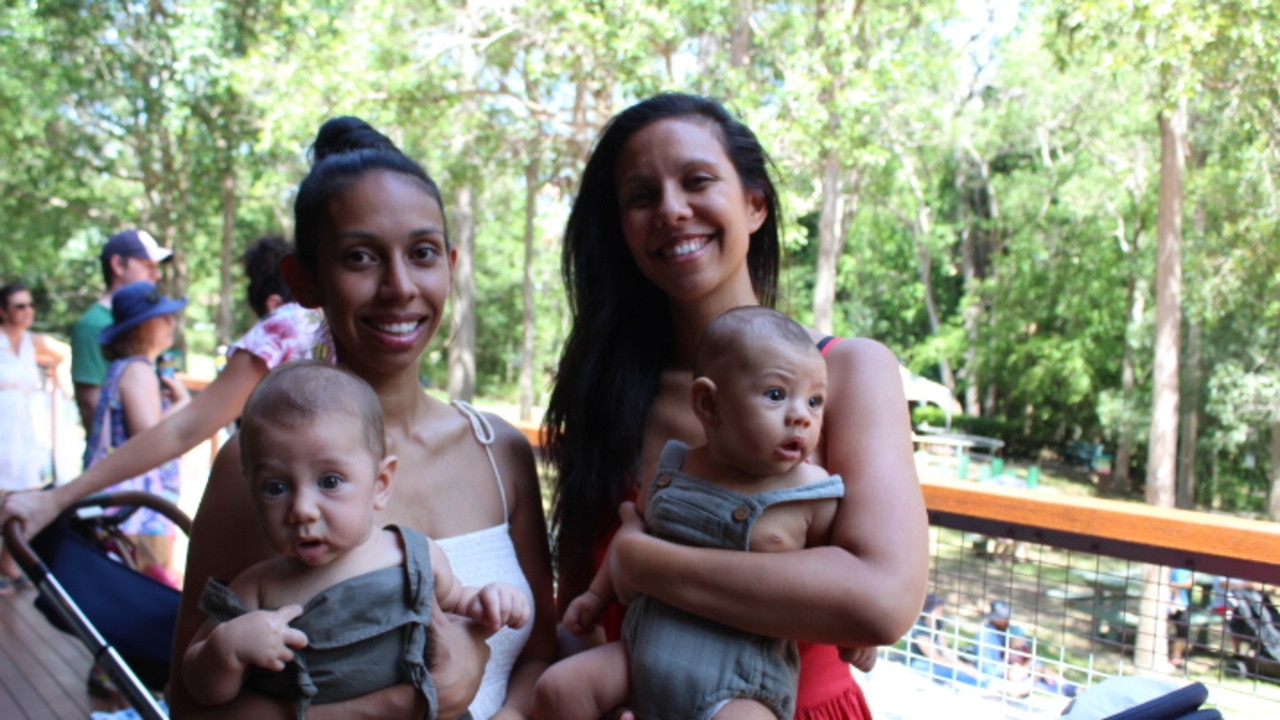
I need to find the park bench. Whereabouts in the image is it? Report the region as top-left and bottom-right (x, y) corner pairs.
(1062, 441), (1110, 472)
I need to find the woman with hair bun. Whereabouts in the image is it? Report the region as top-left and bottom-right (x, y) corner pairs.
(168, 117), (555, 719)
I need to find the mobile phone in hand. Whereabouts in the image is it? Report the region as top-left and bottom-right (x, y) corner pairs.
(157, 350), (180, 379)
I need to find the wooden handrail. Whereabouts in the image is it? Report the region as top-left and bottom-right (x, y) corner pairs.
(512, 419), (545, 451)
(923, 477), (1280, 582)
(176, 371), (210, 393)
(474, 416), (1280, 582)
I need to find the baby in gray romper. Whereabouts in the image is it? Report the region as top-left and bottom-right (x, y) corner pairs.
(182, 361), (530, 719)
(535, 307), (847, 720)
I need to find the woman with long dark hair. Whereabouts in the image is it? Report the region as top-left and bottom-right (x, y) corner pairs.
(546, 93), (929, 718)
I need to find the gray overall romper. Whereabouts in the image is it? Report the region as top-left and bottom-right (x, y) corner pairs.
(622, 440), (845, 720)
(198, 524), (455, 720)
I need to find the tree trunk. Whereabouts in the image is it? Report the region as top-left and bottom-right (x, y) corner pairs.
(1269, 419), (1280, 522)
(1134, 102), (1187, 674)
(811, 0), (841, 337)
(1271, 314), (1280, 522)
(1134, 565), (1171, 675)
(899, 149), (954, 390)
(730, 0), (753, 68)
(518, 160), (539, 422)
(447, 183), (477, 402)
(217, 166), (236, 347)
(961, 223), (981, 417)
(1145, 103), (1186, 511)
(813, 150), (842, 335)
(1177, 320), (1201, 509)
(1111, 276), (1146, 496)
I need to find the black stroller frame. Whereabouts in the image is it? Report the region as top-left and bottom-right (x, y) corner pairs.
(3, 490), (191, 720)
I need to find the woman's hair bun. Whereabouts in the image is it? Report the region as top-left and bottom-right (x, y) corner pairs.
(311, 116), (399, 164)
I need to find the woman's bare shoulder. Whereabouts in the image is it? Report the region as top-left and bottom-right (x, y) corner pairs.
(801, 331), (901, 385)
(480, 410), (536, 451)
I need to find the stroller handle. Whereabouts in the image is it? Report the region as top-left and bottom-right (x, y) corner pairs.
(3, 490), (188, 720)
(66, 490), (193, 534)
(4, 490), (193, 570)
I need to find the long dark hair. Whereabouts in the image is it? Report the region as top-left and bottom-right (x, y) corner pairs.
(293, 116), (449, 275)
(544, 93), (783, 580)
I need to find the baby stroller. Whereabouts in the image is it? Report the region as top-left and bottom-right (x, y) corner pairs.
(1221, 584), (1280, 678)
(3, 490), (190, 720)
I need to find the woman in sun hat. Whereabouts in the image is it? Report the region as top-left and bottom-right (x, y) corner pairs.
(85, 280), (191, 586)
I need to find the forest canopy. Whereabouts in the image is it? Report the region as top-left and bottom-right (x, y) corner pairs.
(1, 0), (1277, 516)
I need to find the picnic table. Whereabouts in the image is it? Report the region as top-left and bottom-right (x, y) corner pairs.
(913, 431), (1005, 460)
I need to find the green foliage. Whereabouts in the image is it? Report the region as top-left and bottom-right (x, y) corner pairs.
(2, 0), (1278, 514)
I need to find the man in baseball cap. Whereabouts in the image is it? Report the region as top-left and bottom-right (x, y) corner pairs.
(100, 228), (174, 265)
(70, 229), (173, 433)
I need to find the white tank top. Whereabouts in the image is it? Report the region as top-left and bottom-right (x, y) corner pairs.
(434, 401), (535, 720)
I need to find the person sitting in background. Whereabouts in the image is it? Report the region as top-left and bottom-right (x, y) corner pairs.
(1211, 576), (1275, 657)
(909, 594), (987, 687)
(1, 236), (323, 542)
(975, 600), (1077, 698)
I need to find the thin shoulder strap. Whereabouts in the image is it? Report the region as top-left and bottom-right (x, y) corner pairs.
(817, 335), (844, 356)
(451, 400), (509, 522)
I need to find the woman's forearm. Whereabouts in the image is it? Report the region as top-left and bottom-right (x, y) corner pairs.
(57, 352), (264, 505)
(612, 525), (910, 647)
(166, 688), (294, 719)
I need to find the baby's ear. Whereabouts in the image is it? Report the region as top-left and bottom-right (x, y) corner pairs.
(691, 377), (718, 425)
(373, 455), (397, 510)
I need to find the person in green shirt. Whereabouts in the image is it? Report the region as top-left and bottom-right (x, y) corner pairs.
(70, 229), (171, 433)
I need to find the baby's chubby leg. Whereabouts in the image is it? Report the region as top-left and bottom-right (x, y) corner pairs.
(533, 640), (630, 720)
(712, 698), (778, 720)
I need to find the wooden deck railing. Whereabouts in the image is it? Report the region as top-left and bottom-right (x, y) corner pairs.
(923, 476), (1280, 583)
(916, 474), (1280, 716)
(516, 419), (1280, 714)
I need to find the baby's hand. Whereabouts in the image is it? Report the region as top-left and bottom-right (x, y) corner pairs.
(218, 604), (309, 671)
(840, 645), (878, 673)
(463, 582), (530, 633)
(562, 590), (607, 637)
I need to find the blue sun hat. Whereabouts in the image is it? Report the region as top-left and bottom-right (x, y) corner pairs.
(99, 281), (188, 346)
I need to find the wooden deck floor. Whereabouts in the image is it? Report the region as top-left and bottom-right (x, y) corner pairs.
(0, 583), (130, 719)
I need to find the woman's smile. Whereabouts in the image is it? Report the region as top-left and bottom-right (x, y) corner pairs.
(658, 234), (714, 260)
(363, 314), (428, 347)
(317, 169), (452, 373)
(617, 118), (765, 304)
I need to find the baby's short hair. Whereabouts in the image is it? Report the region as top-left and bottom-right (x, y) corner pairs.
(239, 360), (385, 469)
(693, 306), (818, 380)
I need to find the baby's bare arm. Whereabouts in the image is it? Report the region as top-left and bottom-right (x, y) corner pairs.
(430, 537), (531, 634)
(460, 582), (532, 633)
(182, 605), (307, 706)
